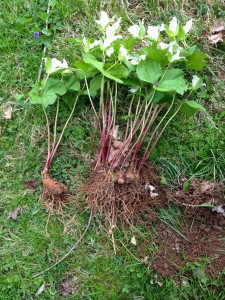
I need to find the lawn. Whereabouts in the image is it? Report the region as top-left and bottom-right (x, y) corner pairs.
(0, 0), (224, 299)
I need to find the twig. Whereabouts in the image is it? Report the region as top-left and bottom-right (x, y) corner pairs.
(37, 0), (51, 82)
(33, 210), (93, 278)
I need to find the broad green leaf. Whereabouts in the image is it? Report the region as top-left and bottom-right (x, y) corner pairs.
(89, 75), (102, 97)
(185, 51), (207, 71)
(178, 25), (185, 41)
(83, 53), (123, 83)
(180, 46), (196, 57)
(105, 63), (129, 78)
(184, 100), (206, 112)
(29, 89), (57, 107)
(146, 90), (173, 104)
(162, 68), (184, 81)
(74, 60), (96, 78)
(181, 100), (206, 117)
(45, 78), (67, 95)
(90, 75), (102, 92)
(154, 76), (187, 95)
(139, 45), (168, 64)
(137, 60), (162, 84)
(42, 28), (51, 36)
(64, 76), (80, 91)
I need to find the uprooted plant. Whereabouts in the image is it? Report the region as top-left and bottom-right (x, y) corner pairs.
(29, 58), (81, 199)
(71, 12), (208, 222)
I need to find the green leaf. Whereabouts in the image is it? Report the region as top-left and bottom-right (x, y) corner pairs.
(106, 63), (129, 78)
(42, 28), (52, 36)
(45, 57), (52, 74)
(29, 89), (57, 108)
(64, 76), (80, 91)
(185, 100), (206, 112)
(83, 53), (123, 83)
(154, 76), (187, 95)
(181, 100), (206, 117)
(162, 68), (184, 81)
(185, 51), (207, 71)
(178, 25), (185, 41)
(140, 46), (168, 64)
(90, 75), (102, 92)
(183, 181), (190, 191)
(136, 60), (162, 84)
(45, 78), (67, 95)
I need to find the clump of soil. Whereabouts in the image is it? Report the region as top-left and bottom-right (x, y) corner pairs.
(166, 178), (224, 216)
(82, 165), (165, 224)
(151, 211), (225, 279)
(59, 277), (78, 297)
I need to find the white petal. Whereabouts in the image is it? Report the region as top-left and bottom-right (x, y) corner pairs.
(140, 54), (146, 60)
(128, 24), (140, 38)
(129, 88), (138, 93)
(157, 42), (170, 50)
(171, 51), (185, 62)
(96, 11), (111, 29)
(90, 40), (101, 49)
(106, 18), (121, 37)
(106, 47), (114, 57)
(169, 16), (178, 34)
(130, 57), (139, 65)
(147, 25), (160, 40)
(119, 45), (128, 57)
(47, 58), (68, 73)
(192, 75), (200, 88)
(183, 19), (192, 34)
(160, 23), (165, 31)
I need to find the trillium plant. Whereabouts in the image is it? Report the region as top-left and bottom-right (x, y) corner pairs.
(29, 11), (207, 198)
(29, 58), (81, 197)
(78, 12), (207, 183)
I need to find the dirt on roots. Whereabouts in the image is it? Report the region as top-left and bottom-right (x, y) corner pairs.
(82, 165), (225, 278)
(81, 165), (165, 224)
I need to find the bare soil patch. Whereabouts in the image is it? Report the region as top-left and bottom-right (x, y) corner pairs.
(82, 165), (225, 278)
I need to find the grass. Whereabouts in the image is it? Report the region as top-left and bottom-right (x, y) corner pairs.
(0, 0), (224, 299)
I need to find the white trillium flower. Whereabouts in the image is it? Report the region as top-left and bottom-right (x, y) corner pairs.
(45, 58), (69, 74)
(106, 47), (114, 57)
(160, 23), (165, 31)
(106, 18), (121, 37)
(96, 11), (111, 30)
(129, 88), (138, 93)
(158, 42), (170, 50)
(147, 25), (160, 40)
(183, 19), (193, 34)
(90, 40), (101, 49)
(140, 54), (146, 60)
(171, 51), (185, 62)
(192, 75), (200, 88)
(128, 24), (140, 38)
(103, 34), (122, 49)
(169, 16), (178, 34)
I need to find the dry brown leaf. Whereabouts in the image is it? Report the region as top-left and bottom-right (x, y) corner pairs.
(9, 207), (21, 220)
(3, 107), (12, 119)
(211, 19), (224, 32)
(131, 235), (137, 246)
(208, 32), (223, 44)
(35, 283), (45, 297)
(199, 181), (214, 193)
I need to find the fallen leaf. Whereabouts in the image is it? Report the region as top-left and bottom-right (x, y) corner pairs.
(3, 107), (12, 119)
(199, 181), (214, 193)
(208, 32), (223, 44)
(211, 19), (224, 32)
(35, 283), (45, 297)
(131, 235), (137, 246)
(9, 207), (21, 220)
